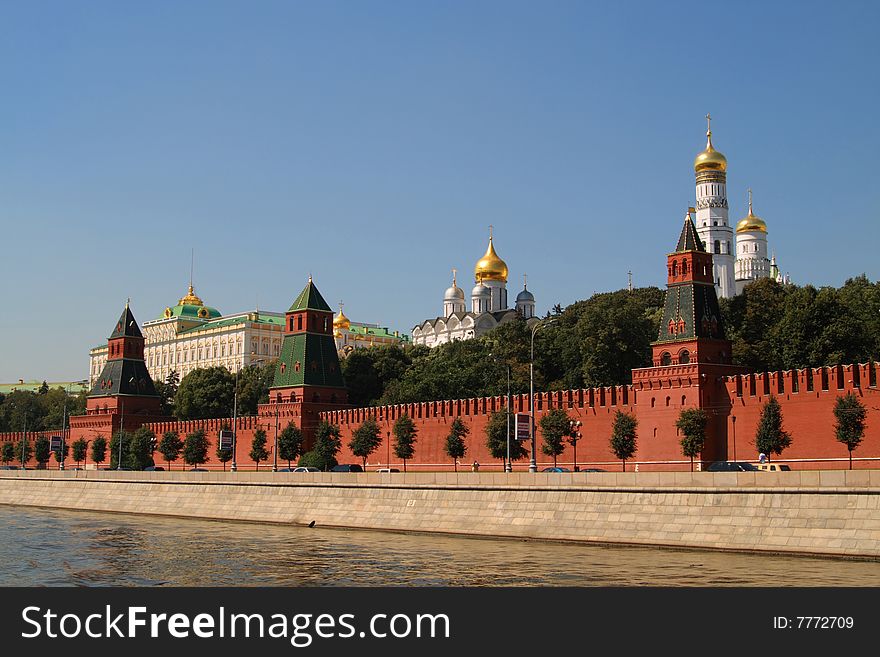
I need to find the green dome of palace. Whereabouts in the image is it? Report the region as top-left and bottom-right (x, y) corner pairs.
(158, 285), (222, 320)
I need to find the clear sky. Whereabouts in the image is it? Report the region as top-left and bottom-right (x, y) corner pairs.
(2, 0), (879, 382)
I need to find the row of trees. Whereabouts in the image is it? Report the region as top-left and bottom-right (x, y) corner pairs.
(339, 276), (880, 408)
(0, 386), (86, 434)
(153, 360), (277, 420)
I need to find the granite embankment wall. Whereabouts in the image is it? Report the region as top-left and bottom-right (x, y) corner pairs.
(1, 470), (879, 559)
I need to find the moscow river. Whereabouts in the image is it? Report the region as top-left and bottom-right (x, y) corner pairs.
(0, 505), (878, 587)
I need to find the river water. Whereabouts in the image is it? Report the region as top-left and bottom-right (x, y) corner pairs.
(0, 505), (877, 587)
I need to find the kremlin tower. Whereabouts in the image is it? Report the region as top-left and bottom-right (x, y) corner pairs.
(734, 189), (771, 293)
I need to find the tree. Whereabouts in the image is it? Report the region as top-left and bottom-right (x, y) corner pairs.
(52, 439), (69, 468)
(485, 410), (527, 468)
(127, 427), (156, 470)
(0, 390), (48, 433)
(539, 408), (571, 467)
(1, 441), (15, 465)
(314, 421), (342, 472)
(348, 417), (382, 470)
(610, 410), (638, 471)
(174, 367), (235, 420)
(249, 429), (269, 470)
(444, 417), (469, 471)
(278, 423), (304, 469)
(676, 408), (708, 472)
(154, 370), (179, 416)
(216, 444), (233, 471)
(71, 438), (88, 467)
(158, 430), (183, 470)
(38, 381), (49, 395)
(833, 391), (867, 470)
(90, 436), (107, 468)
(235, 360), (278, 415)
(754, 396), (792, 461)
(109, 431), (131, 470)
(392, 414), (417, 472)
(34, 436), (51, 469)
(183, 429), (210, 468)
(298, 450), (337, 471)
(16, 436), (32, 467)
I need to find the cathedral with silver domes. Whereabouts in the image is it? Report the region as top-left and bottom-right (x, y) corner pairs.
(411, 230), (539, 347)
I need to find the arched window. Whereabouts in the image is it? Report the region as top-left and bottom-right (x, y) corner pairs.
(672, 261), (678, 277)
(714, 240), (721, 254)
(682, 260), (688, 275)
(681, 395), (687, 407)
(665, 396), (671, 406)
(660, 352), (672, 366)
(679, 349), (690, 364)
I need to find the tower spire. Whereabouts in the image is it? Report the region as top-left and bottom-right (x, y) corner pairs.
(190, 248), (194, 289)
(748, 187), (754, 216)
(523, 273), (528, 289)
(489, 224), (493, 241)
(452, 268), (457, 287)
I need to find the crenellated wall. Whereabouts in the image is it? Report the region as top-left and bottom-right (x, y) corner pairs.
(7, 362), (879, 472)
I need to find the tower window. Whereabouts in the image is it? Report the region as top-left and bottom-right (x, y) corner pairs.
(713, 240), (721, 254)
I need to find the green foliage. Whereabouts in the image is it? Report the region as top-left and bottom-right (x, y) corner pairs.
(127, 427), (156, 470)
(754, 396), (792, 459)
(236, 360), (277, 415)
(153, 370), (179, 416)
(444, 417), (469, 470)
(314, 421), (342, 471)
(342, 345), (422, 407)
(52, 439), (69, 465)
(348, 416), (382, 469)
(183, 429), (210, 467)
(109, 431), (129, 469)
(34, 436), (51, 466)
(278, 423), (304, 468)
(71, 438), (88, 465)
(1, 441), (16, 464)
(158, 430), (183, 469)
(485, 410), (528, 464)
(610, 410), (638, 470)
(17, 437), (32, 466)
(392, 414), (417, 470)
(0, 387), (86, 434)
(298, 449), (337, 471)
(175, 367), (235, 420)
(833, 392), (867, 467)
(90, 436), (107, 466)
(539, 408), (571, 467)
(676, 408), (708, 471)
(216, 445), (233, 469)
(249, 429), (269, 469)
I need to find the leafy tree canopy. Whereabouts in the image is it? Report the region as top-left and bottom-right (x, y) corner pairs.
(175, 367), (235, 420)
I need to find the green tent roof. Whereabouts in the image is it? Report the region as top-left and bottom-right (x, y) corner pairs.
(288, 280), (332, 312)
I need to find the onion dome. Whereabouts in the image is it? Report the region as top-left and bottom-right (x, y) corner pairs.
(736, 189), (768, 233)
(444, 269), (465, 301)
(333, 303), (351, 331)
(474, 230), (508, 283)
(472, 280), (491, 298)
(516, 275), (534, 302)
(693, 114), (727, 173)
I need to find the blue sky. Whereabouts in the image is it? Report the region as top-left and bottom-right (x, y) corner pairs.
(2, 0), (879, 381)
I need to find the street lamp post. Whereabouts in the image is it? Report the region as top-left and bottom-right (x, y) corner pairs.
(731, 415), (737, 462)
(21, 415), (27, 469)
(273, 405), (279, 472)
(569, 419), (582, 471)
(231, 367), (240, 472)
(60, 380), (88, 470)
(529, 318), (555, 473)
(505, 364), (511, 473)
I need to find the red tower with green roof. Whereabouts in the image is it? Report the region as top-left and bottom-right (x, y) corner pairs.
(259, 277), (349, 447)
(71, 303), (166, 442)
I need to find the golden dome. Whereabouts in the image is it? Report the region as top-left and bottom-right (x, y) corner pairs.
(178, 284), (204, 306)
(736, 189), (767, 233)
(333, 304), (351, 331)
(693, 114), (727, 172)
(474, 234), (508, 283)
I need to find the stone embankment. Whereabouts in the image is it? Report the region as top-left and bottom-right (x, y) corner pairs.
(1, 470), (878, 559)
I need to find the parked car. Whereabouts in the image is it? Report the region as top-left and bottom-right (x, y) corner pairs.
(0, 465), (20, 470)
(144, 465), (165, 471)
(376, 468), (400, 473)
(578, 468), (606, 472)
(542, 467), (571, 472)
(757, 463), (791, 472)
(331, 464), (363, 473)
(292, 466), (320, 472)
(189, 468), (208, 472)
(706, 461), (760, 472)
